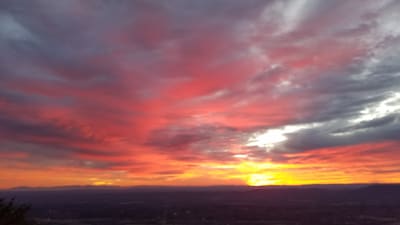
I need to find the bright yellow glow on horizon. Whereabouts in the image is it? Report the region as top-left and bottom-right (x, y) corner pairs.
(90, 178), (115, 186)
(4, 148), (400, 189)
(236, 162), (281, 186)
(246, 174), (275, 186)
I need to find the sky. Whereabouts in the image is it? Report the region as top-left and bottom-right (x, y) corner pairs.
(1, 0), (400, 188)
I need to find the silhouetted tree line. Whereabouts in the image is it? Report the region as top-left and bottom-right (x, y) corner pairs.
(0, 199), (37, 225)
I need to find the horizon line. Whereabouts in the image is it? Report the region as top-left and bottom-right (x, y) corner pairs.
(3, 182), (400, 191)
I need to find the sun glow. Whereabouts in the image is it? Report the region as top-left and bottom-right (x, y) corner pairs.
(236, 162), (280, 186)
(246, 174), (275, 186)
(234, 161), (305, 186)
(90, 178), (116, 186)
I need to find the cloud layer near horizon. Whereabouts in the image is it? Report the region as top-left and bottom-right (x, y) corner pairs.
(1, 0), (400, 187)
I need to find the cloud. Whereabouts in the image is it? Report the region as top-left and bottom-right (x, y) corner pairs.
(1, 0), (400, 187)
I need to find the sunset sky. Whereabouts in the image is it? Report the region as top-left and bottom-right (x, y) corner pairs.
(1, 0), (400, 188)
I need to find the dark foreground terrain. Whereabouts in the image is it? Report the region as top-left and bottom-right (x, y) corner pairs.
(2, 184), (400, 225)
